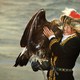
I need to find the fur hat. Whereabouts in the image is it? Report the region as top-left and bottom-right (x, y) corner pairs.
(62, 7), (80, 19)
(60, 15), (80, 33)
(59, 8), (80, 33)
(70, 21), (80, 33)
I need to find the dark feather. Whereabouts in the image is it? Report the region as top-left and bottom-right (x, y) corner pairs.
(20, 9), (47, 47)
(14, 9), (63, 67)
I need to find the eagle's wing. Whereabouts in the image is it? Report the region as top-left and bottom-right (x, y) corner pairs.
(20, 9), (48, 47)
(14, 9), (49, 67)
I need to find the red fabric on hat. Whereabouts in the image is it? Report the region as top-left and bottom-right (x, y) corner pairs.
(69, 11), (80, 19)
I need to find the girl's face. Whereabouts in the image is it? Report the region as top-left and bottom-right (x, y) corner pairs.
(63, 24), (75, 35)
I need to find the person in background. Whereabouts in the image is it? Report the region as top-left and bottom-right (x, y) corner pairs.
(43, 8), (80, 80)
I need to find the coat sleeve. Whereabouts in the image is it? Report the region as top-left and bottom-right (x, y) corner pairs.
(49, 36), (80, 56)
(49, 37), (64, 56)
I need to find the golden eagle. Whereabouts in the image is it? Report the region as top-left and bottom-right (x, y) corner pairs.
(14, 9), (62, 68)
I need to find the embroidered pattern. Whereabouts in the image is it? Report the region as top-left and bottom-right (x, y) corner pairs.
(60, 34), (77, 46)
(49, 38), (60, 49)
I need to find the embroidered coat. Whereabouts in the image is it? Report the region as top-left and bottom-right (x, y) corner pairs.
(48, 34), (80, 80)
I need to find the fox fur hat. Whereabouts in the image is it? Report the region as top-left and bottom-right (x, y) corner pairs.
(60, 8), (80, 33)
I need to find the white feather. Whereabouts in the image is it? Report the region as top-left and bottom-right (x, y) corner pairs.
(20, 47), (27, 56)
(62, 7), (76, 16)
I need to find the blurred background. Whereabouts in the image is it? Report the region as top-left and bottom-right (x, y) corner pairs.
(0, 0), (80, 80)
